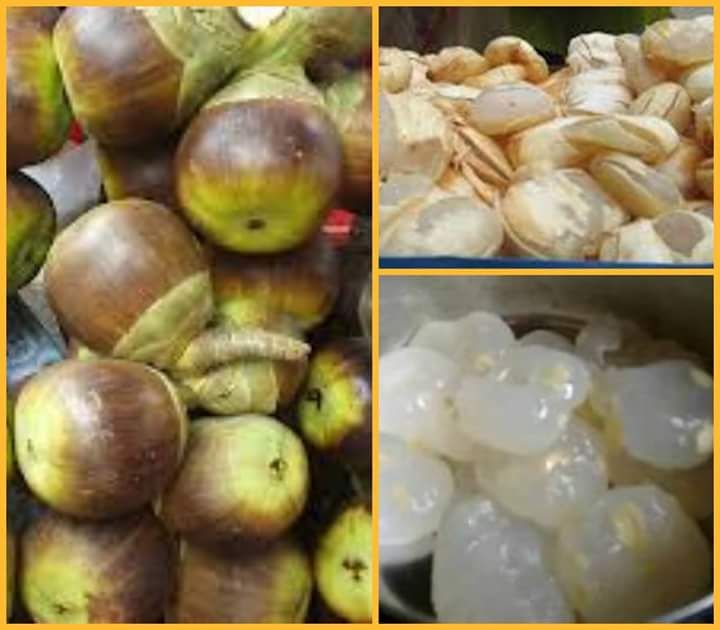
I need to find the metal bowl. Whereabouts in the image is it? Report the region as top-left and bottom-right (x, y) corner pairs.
(379, 275), (714, 623)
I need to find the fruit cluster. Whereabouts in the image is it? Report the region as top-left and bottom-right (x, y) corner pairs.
(379, 14), (713, 262)
(7, 6), (371, 624)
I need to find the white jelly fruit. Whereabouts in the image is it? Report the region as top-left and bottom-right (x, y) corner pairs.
(604, 360), (713, 470)
(380, 435), (455, 565)
(432, 495), (574, 622)
(380, 347), (472, 460)
(520, 330), (575, 354)
(554, 485), (711, 622)
(474, 419), (608, 529)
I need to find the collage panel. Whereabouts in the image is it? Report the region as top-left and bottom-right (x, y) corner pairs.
(379, 7), (714, 268)
(379, 275), (714, 623)
(6, 5), (372, 624)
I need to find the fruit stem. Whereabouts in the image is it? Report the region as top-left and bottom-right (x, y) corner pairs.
(304, 387), (324, 410)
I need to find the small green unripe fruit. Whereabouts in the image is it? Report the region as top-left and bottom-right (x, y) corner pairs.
(7, 173), (56, 294)
(15, 359), (187, 518)
(315, 503), (372, 623)
(21, 510), (174, 623)
(169, 538), (312, 622)
(161, 415), (309, 544)
(176, 98), (342, 253)
(7, 14), (70, 170)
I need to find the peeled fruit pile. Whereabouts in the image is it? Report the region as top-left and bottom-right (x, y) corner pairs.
(380, 15), (714, 262)
(380, 310), (713, 622)
(7, 6), (371, 624)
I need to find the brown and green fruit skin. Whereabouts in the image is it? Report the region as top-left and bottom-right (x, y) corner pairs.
(7, 8), (62, 31)
(15, 359), (187, 519)
(8, 397), (15, 481)
(315, 503), (372, 623)
(160, 415), (309, 545)
(53, 8), (184, 147)
(44, 199), (209, 360)
(95, 139), (179, 209)
(176, 98), (342, 253)
(21, 510), (174, 623)
(7, 14), (71, 171)
(298, 338), (371, 471)
(211, 233), (339, 334)
(7, 173), (56, 294)
(168, 538), (312, 623)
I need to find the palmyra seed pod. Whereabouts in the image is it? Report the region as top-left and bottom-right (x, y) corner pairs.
(500, 169), (628, 259)
(653, 211), (713, 263)
(694, 96), (713, 152)
(655, 138), (705, 198)
(380, 48), (412, 94)
(628, 83), (692, 134)
(567, 32), (622, 72)
(696, 158), (713, 199)
(506, 116), (591, 170)
(615, 34), (666, 96)
(483, 36), (548, 83)
(427, 47), (489, 84)
(381, 191), (504, 257)
(599, 219), (674, 263)
(589, 153), (684, 219)
(464, 64), (526, 89)
(679, 62), (713, 103)
(564, 68), (633, 115)
(641, 16), (713, 75)
(465, 82), (556, 136)
(539, 67), (574, 102)
(451, 124), (514, 188)
(686, 199), (713, 221)
(563, 114), (679, 164)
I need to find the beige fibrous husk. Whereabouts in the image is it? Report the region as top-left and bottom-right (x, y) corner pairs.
(380, 14), (714, 261)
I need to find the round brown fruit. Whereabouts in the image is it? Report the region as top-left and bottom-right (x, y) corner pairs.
(21, 510), (173, 623)
(168, 538), (312, 622)
(160, 415), (309, 544)
(15, 359), (187, 518)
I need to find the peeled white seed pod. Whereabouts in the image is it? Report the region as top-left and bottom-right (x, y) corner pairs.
(575, 316), (623, 366)
(519, 329), (575, 353)
(603, 360), (713, 470)
(563, 114), (680, 163)
(628, 83), (691, 134)
(473, 419), (608, 529)
(455, 346), (591, 454)
(380, 434), (455, 564)
(539, 67), (574, 101)
(554, 485), (711, 622)
(680, 62), (713, 103)
(380, 47), (412, 94)
(506, 116), (591, 169)
(464, 63), (527, 89)
(379, 173), (434, 232)
(656, 137), (705, 198)
(696, 157), (713, 199)
(694, 96), (713, 151)
(652, 210), (713, 264)
(590, 152), (683, 219)
(465, 82), (556, 136)
(615, 34), (666, 95)
(380, 194), (504, 257)
(483, 36), (549, 82)
(379, 346), (472, 461)
(411, 310), (515, 371)
(567, 32), (622, 72)
(564, 68), (632, 115)
(427, 46), (489, 84)
(686, 199), (713, 221)
(379, 92), (399, 179)
(599, 219), (675, 263)
(641, 16), (713, 73)
(379, 286), (438, 354)
(383, 92), (453, 182)
(605, 444), (713, 520)
(501, 168), (627, 260)
(433, 495), (574, 623)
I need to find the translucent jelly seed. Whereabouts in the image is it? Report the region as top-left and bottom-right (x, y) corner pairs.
(380, 347), (472, 461)
(380, 435), (455, 565)
(411, 311), (515, 372)
(473, 419), (609, 529)
(379, 286), (439, 354)
(575, 316), (623, 366)
(432, 495), (574, 623)
(455, 347), (591, 454)
(520, 330), (575, 354)
(604, 360), (713, 470)
(554, 485), (711, 622)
